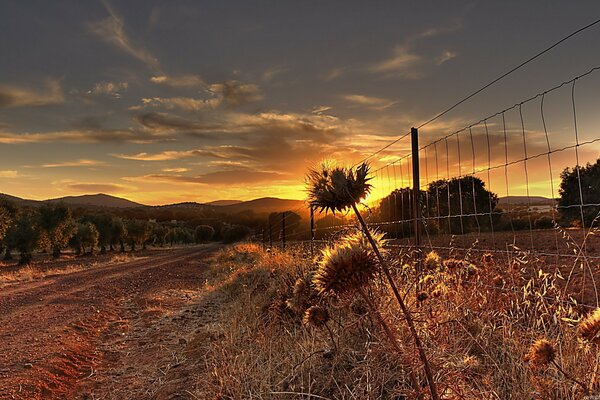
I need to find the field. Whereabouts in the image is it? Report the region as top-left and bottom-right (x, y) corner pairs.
(1, 229), (599, 399)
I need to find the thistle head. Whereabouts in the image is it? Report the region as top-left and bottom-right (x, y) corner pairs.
(578, 308), (600, 344)
(306, 161), (372, 213)
(525, 338), (555, 367)
(313, 229), (385, 296)
(286, 272), (316, 313)
(424, 251), (441, 270)
(481, 253), (495, 268)
(302, 305), (329, 327)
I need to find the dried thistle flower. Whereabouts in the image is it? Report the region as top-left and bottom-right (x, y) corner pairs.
(424, 251), (441, 270)
(286, 272), (315, 313)
(578, 308), (600, 344)
(492, 274), (504, 287)
(481, 253), (495, 268)
(443, 258), (463, 270)
(417, 291), (429, 302)
(302, 305), (329, 327)
(313, 229), (385, 296)
(306, 161), (372, 213)
(525, 339), (555, 367)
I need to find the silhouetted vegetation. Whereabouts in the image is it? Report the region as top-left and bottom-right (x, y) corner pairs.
(559, 158), (600, 226)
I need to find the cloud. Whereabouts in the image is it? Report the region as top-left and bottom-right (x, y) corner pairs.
(125, 168), (288, 185)
(41, 159), (105, 168)
(87, 81), (128, 98)
(436, 50), (457, 65)
(0, 80), (64, 108)
(150, 74), (204, 88)
(161, 167), (190, 173)
(262, 65), (289, 81)
(312, 105), (333, 114)
(88, 2), (159, 68)
(369, 22), (462, 78)
(139, 96), (220, 112)
(0, 170), (18, 178)
(322, 67), (344, 81)
(66, 183), (129, 193)
(341, 94), (397, 110)
(369, 45), (423, 78)
(113, 149), (224, 161)
(209, 80), (262, 106)
(0, 127), (167, 144)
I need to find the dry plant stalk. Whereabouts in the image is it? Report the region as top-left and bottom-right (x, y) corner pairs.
(307, 161), (440, 400)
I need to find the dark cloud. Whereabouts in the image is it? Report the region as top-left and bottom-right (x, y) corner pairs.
(129, 168), (287, 185)
(0, 80), (64, 108)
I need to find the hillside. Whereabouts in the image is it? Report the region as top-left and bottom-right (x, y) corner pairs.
(47, 193), (144, 208)
(497, 195), (555, 205)
(220, 197), (306, 215)
(204, 200), (243, 206)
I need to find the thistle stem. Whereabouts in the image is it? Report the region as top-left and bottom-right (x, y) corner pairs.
(357, 286), (423, 400)
(551, 360), (589, 395)
(352, 202), (440, 400)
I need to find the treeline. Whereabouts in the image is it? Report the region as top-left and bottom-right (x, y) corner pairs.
(0, 201), (253, 265)
(372, 159), (600, 237)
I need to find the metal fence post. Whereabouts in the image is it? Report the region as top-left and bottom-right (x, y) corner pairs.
(281, 211), (286, 251)
(268, 220), (273, 248)
(411, 127), (422, 266)
(310, 206), (315, 257)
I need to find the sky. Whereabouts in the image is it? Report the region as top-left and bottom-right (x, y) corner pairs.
(1, 1), (600, 205)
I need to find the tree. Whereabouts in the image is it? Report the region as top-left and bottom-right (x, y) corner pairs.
(1, 200), (19, 260)
(110, 217), (127, 252)
(150, 222), (168, 247)
(268, 211), (301, 240)
(125, 219), (151, 251)
(5, 212), (40, 265)
(73, 222), (99, 254)
(425, 176), (498, 234)
(38, 203), (76, 258)
(221, 225), (251, 243)
(195, 225), (215, 243)
(377, 187), (419, 237)
(86, 214), (113, 254)
(559, 159), (600, 226)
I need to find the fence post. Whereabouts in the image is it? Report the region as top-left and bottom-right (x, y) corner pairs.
(411, 127), (422, 265)
(269, 220), (273, 248)
(281, 211), (286, 251)
(310, 206), (315, 257)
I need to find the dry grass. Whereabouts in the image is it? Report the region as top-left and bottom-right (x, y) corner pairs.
(183, 243), (599, 399)
(0, 253), (140, 285)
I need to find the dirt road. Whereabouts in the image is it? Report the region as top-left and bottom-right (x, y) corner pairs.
(0, 245), (221, 399)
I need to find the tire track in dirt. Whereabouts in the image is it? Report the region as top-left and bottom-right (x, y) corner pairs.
(0, 245), (220, 400)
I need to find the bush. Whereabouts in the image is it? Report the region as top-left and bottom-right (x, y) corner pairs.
(221, 225), (251, 243)
(195, 225), (215, 243)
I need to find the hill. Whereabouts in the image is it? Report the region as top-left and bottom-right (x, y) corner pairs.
(497, 196), (555, 205)
(204, 200), (243, 206)
(46, 193), (144, 208)
(220, 197), (306, 215)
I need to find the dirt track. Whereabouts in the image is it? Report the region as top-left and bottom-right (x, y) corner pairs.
(0, 245), (221, 399)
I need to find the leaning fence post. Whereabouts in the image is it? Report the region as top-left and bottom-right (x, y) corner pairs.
(411, 127), (422, 270)
(281, 211), (286, 251)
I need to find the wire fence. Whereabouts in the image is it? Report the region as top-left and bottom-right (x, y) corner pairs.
(252, 64), (600, 306)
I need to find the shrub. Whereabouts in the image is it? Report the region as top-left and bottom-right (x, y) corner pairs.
(195, 225), (215, 243)
(221, 225), (251, 243)
(533, 215), (554, 229)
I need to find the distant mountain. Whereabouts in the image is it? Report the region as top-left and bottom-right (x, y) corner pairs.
(497, 196), (555, 205)
(220, 197), (306, 215)
(0, 193), (144, 208)
(205, 200), (243, 206)
(0, 192), (307, 214)
(47, 193), (144, 208)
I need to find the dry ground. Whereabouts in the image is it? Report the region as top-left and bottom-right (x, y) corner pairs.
(0, 245), (223, 399)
